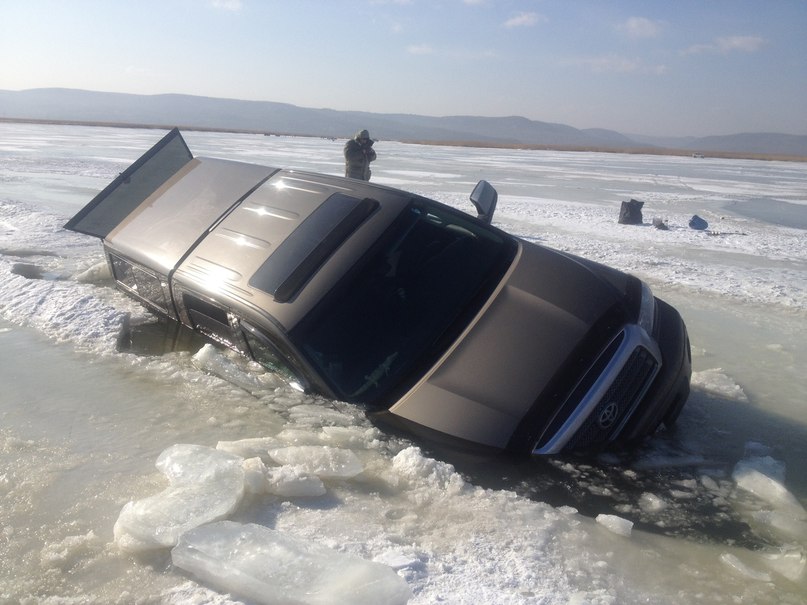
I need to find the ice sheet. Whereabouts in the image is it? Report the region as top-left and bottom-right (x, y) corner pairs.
(267, 446), (364, 479)
(732, 451), (807, 546)
(172, 521), (412, 605)
(2, 124), (806, 604)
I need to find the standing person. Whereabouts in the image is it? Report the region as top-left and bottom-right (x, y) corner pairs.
(344, 129), (376, 181)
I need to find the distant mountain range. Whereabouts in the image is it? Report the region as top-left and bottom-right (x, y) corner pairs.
(1, 88), (805, 158)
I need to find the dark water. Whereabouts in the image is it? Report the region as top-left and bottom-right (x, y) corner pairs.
(118, 311), (805, 552)
(726, 199), (807, 229)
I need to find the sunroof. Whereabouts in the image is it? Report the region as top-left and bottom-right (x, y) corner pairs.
(249, 193), (379, 302)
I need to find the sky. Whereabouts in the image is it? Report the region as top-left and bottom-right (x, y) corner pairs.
(1, 0), (806, 137)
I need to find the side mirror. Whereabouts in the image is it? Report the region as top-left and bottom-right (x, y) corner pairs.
(470, 180), (497, 224)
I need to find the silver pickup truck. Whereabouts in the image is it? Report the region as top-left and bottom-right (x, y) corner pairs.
(66, 129), (691, 455)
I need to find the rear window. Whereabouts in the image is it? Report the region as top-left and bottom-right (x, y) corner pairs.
(64, 128), (192, 238)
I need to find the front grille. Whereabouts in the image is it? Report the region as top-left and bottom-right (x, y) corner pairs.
(530, 324), (662, 455)
(563, 346), (658, 451)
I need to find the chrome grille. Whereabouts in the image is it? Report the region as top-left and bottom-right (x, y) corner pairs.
(564, 346), (658, 451)
(532, 325), (662, 455)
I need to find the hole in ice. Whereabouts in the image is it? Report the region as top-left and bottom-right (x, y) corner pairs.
(115, 316), (212, 356)
(0, 247), (60, 258)
(10, 262), (66, 280)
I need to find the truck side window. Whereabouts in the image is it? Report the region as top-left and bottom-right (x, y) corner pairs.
(182, 293), (236, 348)
(242, 325), (306, 392)
(109, 253), (168, 312)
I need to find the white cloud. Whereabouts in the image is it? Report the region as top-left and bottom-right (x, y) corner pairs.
(447, 48), (498, 60)
(682, 35), (765, 55)
(572, 54), (666, 75)
(619, 17), (661, 38)
(681, 43), (712, 56)
(503, 12), (545, 28)
(210, 0), (242, 10)
(716, 35), (765, 53)
(405, 44), (496, 60)
(581, 55), (642, 73)
(407, 44), (434, 55)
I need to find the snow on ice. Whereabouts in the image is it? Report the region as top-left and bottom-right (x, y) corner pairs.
(2, 125), (806, 604)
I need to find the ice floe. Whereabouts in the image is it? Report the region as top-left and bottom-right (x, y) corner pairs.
(172, 521), (412, 605)
(732, 448), (807, 547)
(114, 445), (246, 552)
(112, 439), (404, 602)
(595, 514), (634, 537)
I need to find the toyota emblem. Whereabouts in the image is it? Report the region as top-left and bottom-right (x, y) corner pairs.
(598, 402), (619, 429)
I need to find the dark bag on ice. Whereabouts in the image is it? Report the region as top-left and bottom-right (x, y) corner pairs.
(689, 215), (708, 230)
(618, 199), (644, 225)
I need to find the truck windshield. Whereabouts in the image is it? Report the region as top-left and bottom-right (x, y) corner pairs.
(289, 199), (516, 406)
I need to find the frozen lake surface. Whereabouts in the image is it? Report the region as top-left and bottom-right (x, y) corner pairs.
(1, 123), (806, 603)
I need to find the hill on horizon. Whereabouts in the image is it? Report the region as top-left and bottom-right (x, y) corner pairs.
(1, 88), (805, 158)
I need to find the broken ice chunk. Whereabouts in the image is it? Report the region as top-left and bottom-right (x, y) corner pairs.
(113, 445), (245, 553)
(172, 521), (412, 605)
(265, 465), (327, 497)
(241, 456), (327, 497)
(192, 343), (278, 392)
(733, 465), (806, 517)
(287, 403), (357, 426)
(114, 480), (243, 552)
(276, 428), (327, 445)
(595, 514), (633, 537)
(638, 492), (668, 513)
(731, 454), (807, 544)
(322, 426), (383, 448)
(373, 549), (425, 572)
(74, 260), (111, 283)
(752, 510), (807, 543)
(242, 457), (270, 494)
(692, 368), (748, 402)
(267, 446), (363, 479)
(719, 553), (771, 582)
(760, 547), (806, 583)
(216, 437), (283, 460)
(156, 443), (244, 483)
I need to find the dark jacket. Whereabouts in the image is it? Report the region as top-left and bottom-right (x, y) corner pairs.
(344, 130), (376, 180)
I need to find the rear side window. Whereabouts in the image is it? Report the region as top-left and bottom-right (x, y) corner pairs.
(182, 294), (236, 347)
(109, 253), (168, 312)
(177, 293), (305, 391)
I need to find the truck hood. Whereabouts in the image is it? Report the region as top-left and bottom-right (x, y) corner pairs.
(388, 241), (631, 448)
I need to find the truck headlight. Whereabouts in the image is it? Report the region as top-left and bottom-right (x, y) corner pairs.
(638, 281), (656, 335)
